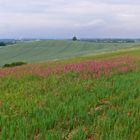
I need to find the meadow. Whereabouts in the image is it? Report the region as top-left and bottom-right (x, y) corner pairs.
(0, 40), (139, 66)
(0, 46), (140, 139)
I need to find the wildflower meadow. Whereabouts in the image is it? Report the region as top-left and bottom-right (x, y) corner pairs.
(0, 50), (140, 140)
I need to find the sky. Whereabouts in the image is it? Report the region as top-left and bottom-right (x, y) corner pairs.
(0, 0), (140, 39)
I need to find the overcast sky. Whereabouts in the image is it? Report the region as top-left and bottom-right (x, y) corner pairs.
(0, 0), (140, 39)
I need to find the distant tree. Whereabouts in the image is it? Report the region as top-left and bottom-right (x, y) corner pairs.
(0, 42), (6, 46)
(72, 36), (77, 41)
(3, 61), (27, 68)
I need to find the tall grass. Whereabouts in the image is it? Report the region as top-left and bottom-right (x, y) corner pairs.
(0, 49), (140, 139)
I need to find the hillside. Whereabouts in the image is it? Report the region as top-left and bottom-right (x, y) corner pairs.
(0, 49), (140, 139)
(0, 40), (139, 66)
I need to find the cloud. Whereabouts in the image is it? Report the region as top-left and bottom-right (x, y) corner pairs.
(0, 0), (140, 38)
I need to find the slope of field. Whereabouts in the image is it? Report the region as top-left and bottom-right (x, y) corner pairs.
(0, 49), (140, 139)
(0, 40), (139, 66)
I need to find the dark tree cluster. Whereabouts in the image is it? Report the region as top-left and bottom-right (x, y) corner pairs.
(3, 62), (27, 68)
(72, 36), (77, 41)
(0, 42), (6, 46)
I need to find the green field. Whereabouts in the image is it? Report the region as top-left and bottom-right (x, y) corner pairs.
(1, 42), (140, 139)
(0, 40), (139, 66)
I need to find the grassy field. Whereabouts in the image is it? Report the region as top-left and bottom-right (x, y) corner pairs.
(0, 40), (139, 66)
(0, 47), (140, 139)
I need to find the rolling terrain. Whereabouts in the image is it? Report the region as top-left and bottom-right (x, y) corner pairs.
(0, 47), (140, 139)
(0, 40), (139, 66)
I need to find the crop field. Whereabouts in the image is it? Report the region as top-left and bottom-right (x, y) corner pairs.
(0, 47), (140, 139)
(0, 40), (139, 66)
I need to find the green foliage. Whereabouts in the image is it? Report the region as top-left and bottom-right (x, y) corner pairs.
(0, 42), (6, 46)
(72, 36), (77, 41)
(3, 61), (27, 68)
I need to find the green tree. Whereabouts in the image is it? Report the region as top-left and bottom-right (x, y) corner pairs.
(0, 42), (6, 46)
(72, 36), (77, 41)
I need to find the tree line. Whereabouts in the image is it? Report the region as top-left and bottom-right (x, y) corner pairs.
(0, 42), (6, 46)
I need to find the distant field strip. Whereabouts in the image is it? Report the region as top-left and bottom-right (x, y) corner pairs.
(0, 40), (139, 66)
